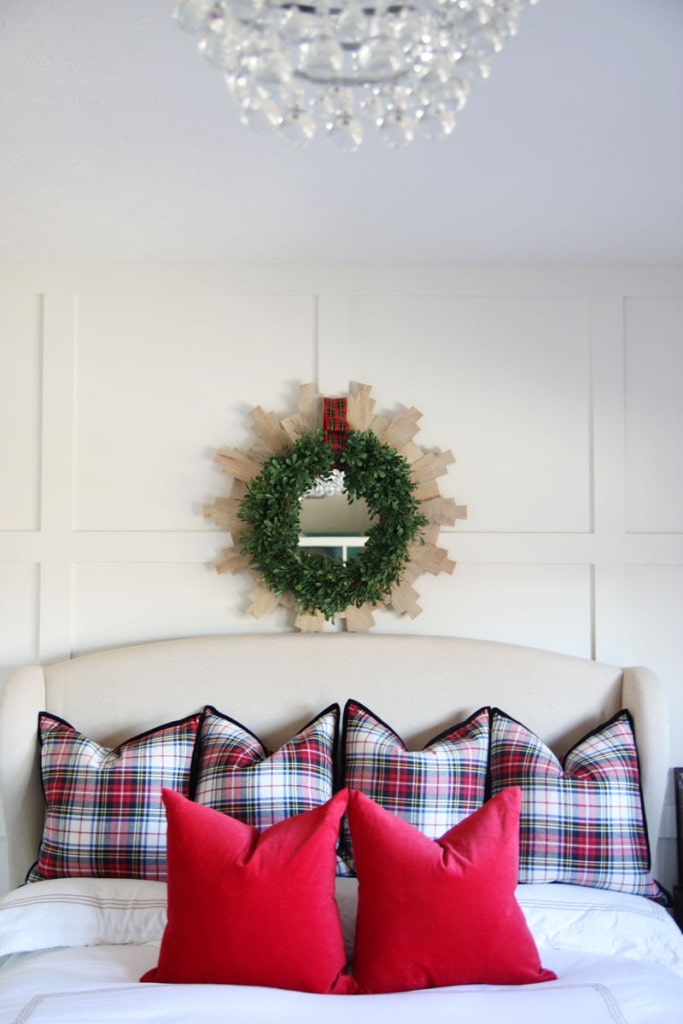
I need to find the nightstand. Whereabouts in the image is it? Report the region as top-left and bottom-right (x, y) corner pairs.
(675, 768), (683, 929)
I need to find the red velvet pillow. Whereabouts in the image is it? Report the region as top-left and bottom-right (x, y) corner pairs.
(348, 787), (556, 993)
(141, 788), (353, 994)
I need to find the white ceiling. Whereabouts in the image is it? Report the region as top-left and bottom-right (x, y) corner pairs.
(1, 0), (682, 264)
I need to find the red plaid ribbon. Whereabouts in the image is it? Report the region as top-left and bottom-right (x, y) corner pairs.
(323, 397), (348, 463)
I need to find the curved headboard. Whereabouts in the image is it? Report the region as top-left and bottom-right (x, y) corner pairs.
(0, 633), (668, 894)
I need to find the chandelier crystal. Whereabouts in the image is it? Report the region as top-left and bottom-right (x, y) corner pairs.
(302, 469), (347, 498)
(173, 0), (539, 150)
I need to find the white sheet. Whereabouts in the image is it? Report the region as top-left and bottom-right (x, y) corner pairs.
(1, 944), (682, 1024)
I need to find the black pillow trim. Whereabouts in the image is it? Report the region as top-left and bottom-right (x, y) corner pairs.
(191, 702), (341, 799)
(340, 698), (491, 799)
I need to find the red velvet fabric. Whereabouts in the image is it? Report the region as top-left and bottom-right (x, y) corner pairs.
(142, 788), (353, 993)
(348, 787), (557, 993)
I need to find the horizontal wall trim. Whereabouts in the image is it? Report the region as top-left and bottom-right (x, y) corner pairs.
(1, 264), (683, 297)
(1, 532), (682, 565)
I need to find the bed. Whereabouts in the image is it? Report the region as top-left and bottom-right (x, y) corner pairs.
(1, 632), (682, 1023)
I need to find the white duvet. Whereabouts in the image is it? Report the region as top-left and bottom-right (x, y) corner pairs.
(1, 880), (683, 1024)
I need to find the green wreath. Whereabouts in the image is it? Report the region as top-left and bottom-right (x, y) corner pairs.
(237, 428), (427, 620)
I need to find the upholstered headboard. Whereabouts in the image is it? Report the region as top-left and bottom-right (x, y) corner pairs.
(0, 633), (668, 894)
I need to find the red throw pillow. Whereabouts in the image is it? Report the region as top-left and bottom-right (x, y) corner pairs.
(141, 788), (353, 994)
(348, 787), (556, 993)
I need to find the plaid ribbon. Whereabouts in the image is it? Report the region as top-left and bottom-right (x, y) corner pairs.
(323, 397), (348, 463)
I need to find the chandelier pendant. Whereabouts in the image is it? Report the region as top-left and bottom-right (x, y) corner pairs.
(172, 0), (540, 150)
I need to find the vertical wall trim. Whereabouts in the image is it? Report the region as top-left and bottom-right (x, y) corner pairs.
(589, 563), (597, 662)
(37, 290), (77, 664)
(35, 294), (45, 533)
(312, 294), (320, 390)
(591, 295), (629, 665)
(587, 296), (596, 537)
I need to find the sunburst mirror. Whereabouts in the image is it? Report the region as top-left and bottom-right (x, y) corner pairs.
(203, 382), (466, 632)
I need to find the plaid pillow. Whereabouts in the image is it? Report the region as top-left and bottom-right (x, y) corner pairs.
(28, 712), (200, 883)
(193, 704), (339, 829)
(339, 701), (490, 875)
(489, 708), (665, 900)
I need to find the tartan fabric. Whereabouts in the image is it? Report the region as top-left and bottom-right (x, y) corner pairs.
(27, 712), (200, 883)
(193, 704), (338, 829)
(489, 708), (665, 900)
(338, 701), (490, 876)
(323, 397), (348, 461)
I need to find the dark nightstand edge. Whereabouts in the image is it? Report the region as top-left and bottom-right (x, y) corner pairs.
(674, 768), (683, 929)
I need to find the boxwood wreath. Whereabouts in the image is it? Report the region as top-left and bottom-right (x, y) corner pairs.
(203, 382), (467, 632)
(239, 428), (426, 621)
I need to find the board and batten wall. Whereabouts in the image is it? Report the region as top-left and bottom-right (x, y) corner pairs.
(0, 263), (682, 896)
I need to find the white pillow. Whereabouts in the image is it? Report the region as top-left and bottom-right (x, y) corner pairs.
(0, 877), (356, 961)
(332, 879), (683, 976)
(516, 883), (683, 976)
(334, 876), (358, 962)
(0, 877), (358, 960)
(0, 877), (167, 956)
(4, 874), (680, 979)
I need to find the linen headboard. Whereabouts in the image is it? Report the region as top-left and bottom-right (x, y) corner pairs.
(0, 633), (668, 894)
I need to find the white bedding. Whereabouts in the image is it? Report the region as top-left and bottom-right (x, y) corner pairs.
(1, 945), (682, 1024)
(1, 882), (683, 1024)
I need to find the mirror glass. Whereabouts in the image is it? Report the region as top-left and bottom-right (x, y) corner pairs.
(298, 474), (375, 562)
(299, 493), (374, 536)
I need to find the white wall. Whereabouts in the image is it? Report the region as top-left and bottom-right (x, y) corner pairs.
(1, 263), (682, 893)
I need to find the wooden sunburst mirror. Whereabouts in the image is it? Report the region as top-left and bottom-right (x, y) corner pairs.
(203, 382), (467, 632)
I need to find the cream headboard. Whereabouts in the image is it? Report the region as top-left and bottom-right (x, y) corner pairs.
(0, 633), (668, 894)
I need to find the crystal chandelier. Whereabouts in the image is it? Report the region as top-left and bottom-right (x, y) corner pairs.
(173, 0), (538, 150)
